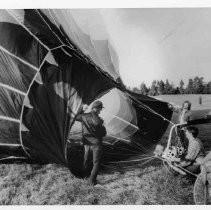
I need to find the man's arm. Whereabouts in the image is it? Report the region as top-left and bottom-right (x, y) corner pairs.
(168, 102), (181, 113)
(185, 141), (200, 161)
(75, 104), (88, 122)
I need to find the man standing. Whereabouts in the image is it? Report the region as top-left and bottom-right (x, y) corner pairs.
(76, 100), (106, 185)
(169, 100), (192, 149)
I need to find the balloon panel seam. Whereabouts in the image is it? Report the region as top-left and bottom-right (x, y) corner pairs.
(19, 50), (50, 158)
(0, 115), (20, 123)
(0, 82), (27, 96)
(6, 9), (50, 52)
(0, 46), (39, 72)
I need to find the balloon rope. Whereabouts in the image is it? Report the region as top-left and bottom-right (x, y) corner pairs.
(132, 140), (153, 154)
(47, 9), (74, 49)
(106, 134), (152, 154)
(163, 160), (171, 173)
(104, 144), (142, 154)
(35, 9), (66, 47)
(155, 155), (198, 177)
(103, 152), (149, 156)
(31, 10), (77, 61)
(0, 45), (38, 72)
(173, 163), (198, 177)
(136, 156), (155, 167)
(101, 163), (119, 170)
(35, 9), (76, 61)
(125, 92), (175, 126)
(107, 134), (131, 143)
(51, 45), (66, 51)
(107, 156), (154, 164)
(104, 111), (139, 130)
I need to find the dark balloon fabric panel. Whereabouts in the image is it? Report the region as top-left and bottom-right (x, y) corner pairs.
(21, 48), (114, 165)
(68, 53), (115, 105)
(0, 22), (48, 68)
(127, 90), (173, 141)
(0, 120), (19, 144)
(24, 10), (68, 49)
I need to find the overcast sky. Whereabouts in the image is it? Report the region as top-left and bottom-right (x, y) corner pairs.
(101, 8), (211, 87)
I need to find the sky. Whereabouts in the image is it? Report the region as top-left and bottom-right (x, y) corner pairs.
(101, 8), (211, 88)
(1, 2), (211, 89)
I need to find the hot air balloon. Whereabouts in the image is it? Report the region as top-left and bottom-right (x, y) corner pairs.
(0, 9), (173, 177)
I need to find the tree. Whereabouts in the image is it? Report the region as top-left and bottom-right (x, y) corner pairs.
(139, 82), (148, 95)
(164, 79), (174, 94)
(207, 82), (211, 94)
(193, 76), (204, 94)
(185, 79), (194, 94)
(127, 86), (132, 91)
(148, 80), (158, 96)
(132, 87), (140, 93)
(169, 82), (176, 94)
(179, 80), (185, 94)
(174, 87), (180, 94)
(157, 80), (165, 95)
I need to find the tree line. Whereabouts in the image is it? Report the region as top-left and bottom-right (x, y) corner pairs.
(128, 76), (211, 96)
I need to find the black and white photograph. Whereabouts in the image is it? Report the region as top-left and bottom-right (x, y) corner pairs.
(0, 0), (211, 205)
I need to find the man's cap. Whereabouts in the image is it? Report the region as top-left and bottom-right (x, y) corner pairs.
(92, 100), (104, 110)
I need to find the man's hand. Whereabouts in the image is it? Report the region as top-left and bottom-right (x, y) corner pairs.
(168, 102), (181, 111)
(82, 104), (89, 112)
(168, 103), (174, 109)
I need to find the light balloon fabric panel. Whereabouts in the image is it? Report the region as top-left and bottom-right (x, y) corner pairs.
(0, 50), (37, 92)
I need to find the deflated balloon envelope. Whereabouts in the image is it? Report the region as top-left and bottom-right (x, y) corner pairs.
(0, 9), (172, 177)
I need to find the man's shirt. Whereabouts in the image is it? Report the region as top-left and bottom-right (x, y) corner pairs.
(76, 111), (106, 145)
(179, 110), (192, 124)
(171, 106), (192, 124)
(185, 137), (205, 161)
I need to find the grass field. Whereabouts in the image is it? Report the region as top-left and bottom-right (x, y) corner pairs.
(0, 94), (210, 205)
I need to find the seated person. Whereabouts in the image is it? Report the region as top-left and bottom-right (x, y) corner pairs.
(178, 126), (205, 173)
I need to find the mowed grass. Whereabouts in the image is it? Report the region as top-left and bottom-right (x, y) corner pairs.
(0, 94), (210, 205)
(0, 163), (194, 205)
